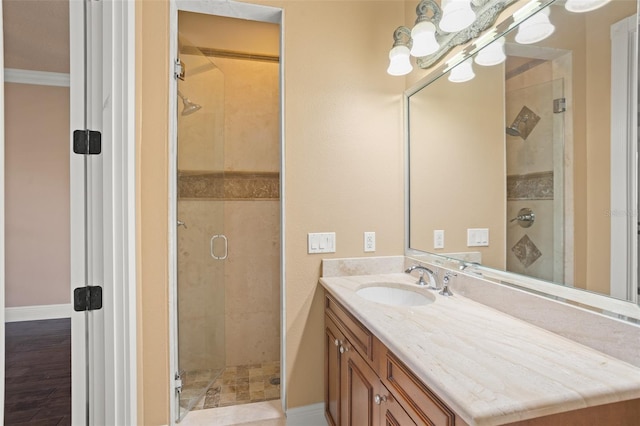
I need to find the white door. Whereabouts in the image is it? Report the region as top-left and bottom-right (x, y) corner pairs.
(1, 1), (135, 423)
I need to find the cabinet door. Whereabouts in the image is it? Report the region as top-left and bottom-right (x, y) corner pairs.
(340, 341), (379, 426)
(325, 316), (343, 426)
(379, 389), (417, 426)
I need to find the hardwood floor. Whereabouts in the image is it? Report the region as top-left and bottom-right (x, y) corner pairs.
(4, 319), (71, 425)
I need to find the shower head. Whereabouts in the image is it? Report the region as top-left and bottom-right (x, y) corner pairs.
(177, 90), (202, 116)
(505, 125), (521, 137)
(506, 106), (540, 140)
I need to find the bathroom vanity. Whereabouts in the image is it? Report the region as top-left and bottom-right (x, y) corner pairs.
(321, 259), (640, 426)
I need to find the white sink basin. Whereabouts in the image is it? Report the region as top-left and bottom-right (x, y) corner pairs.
(356, 284), (435, 307)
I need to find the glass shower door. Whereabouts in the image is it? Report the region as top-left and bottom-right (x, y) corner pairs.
(175, 34), (226, 422)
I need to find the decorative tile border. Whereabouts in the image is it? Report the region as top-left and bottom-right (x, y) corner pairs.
(507, 171), (553, 200)
(179, 171), (279, 200)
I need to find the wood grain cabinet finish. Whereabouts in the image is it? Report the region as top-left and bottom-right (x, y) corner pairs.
(325, 294), (447, 426)
(325, 292), (640, 426)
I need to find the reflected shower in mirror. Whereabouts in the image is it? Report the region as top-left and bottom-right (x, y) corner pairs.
(407, 0), (638, 304)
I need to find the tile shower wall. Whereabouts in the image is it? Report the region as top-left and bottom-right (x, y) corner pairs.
(178, 54), (280, 371)
(505, 60), (558, 282)
(177, 200), (226, 373)
(218, 56), (280, 366)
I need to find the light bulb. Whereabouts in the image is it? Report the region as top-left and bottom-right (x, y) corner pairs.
(515, 7), (555, 45)
(387, 45), (413, 76)
(410, 21), (439, 57)
(448, 58), (475, 83)
(565, 0), (611, 13)
(475, 37), (506, 66)
(439, 0), (476, 33)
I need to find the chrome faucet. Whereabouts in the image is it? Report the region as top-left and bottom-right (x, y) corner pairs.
(404, 265), (437, 289)
(439, 272), (456, 296)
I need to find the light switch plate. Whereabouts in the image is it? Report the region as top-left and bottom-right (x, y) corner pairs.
(467, 228), (489, 247)
(308, 232), (336, 254)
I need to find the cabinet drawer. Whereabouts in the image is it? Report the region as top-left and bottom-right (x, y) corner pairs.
(383, 351), (456, 426)
(325, 294), (373, 362)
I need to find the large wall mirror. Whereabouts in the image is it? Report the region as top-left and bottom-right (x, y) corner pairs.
(407, 0), (640, 318)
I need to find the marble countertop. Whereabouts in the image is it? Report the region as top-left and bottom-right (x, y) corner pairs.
(320, 272), (640, 426)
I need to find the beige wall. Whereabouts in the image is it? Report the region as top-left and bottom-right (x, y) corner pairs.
(409, 64), (506, 268)
(4, 83), (70, 307)
(533, 2), (636, 293)
(137, 1), (171, 423)
(583, 2), (636, 294)
(3, 0), (70, 309)
(137, 0), (406, 422)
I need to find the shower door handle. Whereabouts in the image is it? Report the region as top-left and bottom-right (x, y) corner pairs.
(210, 234), (228, 260)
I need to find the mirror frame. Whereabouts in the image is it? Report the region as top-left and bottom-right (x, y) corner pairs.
(403, 0), (640, 322)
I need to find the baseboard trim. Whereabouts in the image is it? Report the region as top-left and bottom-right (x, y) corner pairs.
(286, 402), (326, 426)
(4, 68), (70, 87)
(5, 304), (72, 322)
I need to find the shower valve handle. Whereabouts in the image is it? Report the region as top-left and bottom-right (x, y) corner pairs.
(510, 208), (535, 228)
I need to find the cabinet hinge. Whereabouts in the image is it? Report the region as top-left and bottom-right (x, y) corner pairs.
(73, 285), (103, 311)
(73, 129), (102, 155)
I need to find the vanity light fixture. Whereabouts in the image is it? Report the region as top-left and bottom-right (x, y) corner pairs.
(514, 7), (555, 45)
(387, 0), (441, 75)
(474, 30), (506, 66)
(387, 0), (520, 75)
(448, 57), (476, 82)
(387, 27), (413, 76)
(440, 0), (477, 33)
(565, 0), (611, 13)
(411, 1), (441, 57)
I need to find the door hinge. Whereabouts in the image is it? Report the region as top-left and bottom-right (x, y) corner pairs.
(73, 129), (102, 154)
(175, 59), (185, 81)
(174, 372), (183, 394)
(553, 98), (566, 114)
(73, 285), (103, 311)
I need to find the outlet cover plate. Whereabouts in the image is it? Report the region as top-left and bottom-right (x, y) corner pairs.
(364, 232), (376, 252)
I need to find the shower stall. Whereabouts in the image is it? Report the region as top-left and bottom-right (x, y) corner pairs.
(505, 61), (566, 283)
(173, 11), (282, 422)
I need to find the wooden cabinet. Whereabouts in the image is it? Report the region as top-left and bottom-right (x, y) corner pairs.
(325, 292), (640, 426)
(326, 293), (456, 426)
(326, 311), (416, 426)
(325, 314), (343, 426)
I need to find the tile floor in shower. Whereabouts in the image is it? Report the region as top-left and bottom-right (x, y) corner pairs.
(180, 361), (280, 412)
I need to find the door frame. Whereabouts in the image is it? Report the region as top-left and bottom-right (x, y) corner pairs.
(71, 0), (138, 423)
(168, 1), (285, 422)
(610, 14), (638, 302)
(0, 1), (6, 422)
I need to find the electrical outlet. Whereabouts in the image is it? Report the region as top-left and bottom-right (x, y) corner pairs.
(434, 230), (444, 249)
(364, 232), (376, 252)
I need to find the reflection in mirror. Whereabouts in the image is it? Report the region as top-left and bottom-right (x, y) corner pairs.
(407, 0), (638, 306)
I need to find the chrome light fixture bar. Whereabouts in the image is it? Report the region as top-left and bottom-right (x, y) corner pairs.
(388, 0), (519, 75)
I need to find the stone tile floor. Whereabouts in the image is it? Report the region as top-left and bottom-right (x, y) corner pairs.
(191, 361), (281, 410)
